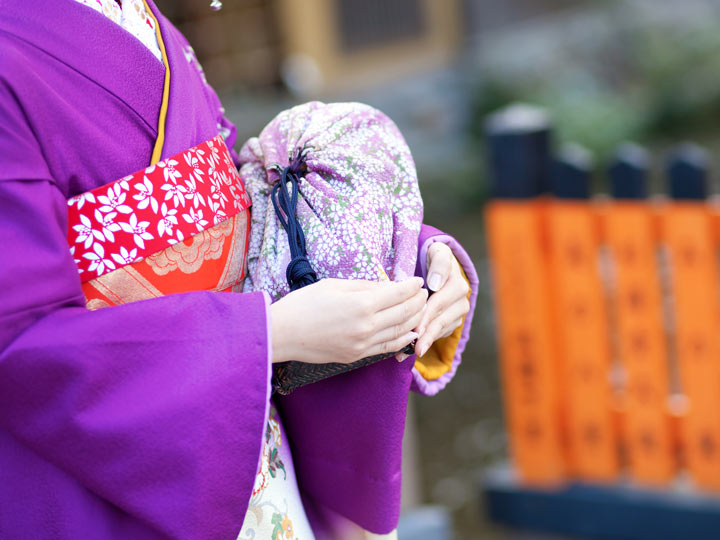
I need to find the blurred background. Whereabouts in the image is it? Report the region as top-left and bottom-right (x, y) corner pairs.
(155, 0), (720, 537)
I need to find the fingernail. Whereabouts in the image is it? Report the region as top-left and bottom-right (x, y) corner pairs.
(417, 343), (428, 357)
(396, 353), (409, 363)
(400, 332), (419, 349)
(427, 272), (442, 291)
(405, 331), (419, 342)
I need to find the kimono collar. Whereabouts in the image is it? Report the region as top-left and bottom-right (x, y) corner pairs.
(142, 0), (171, 165)
(0, 0), (222, 164)
(141, 0), (226, 162)
(0, 0), (166, 139)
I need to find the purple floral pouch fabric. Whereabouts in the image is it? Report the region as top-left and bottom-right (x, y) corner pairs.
(239, 101), (423, 301)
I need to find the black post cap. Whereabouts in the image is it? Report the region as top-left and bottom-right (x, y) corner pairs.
(609, 142), (649, 200)
(484, 104), (552, 199)
(667, 143), (708, 201)
(550, 143), (593, 200)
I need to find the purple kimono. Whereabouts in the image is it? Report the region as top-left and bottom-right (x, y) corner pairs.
(0, 1), (479, 538)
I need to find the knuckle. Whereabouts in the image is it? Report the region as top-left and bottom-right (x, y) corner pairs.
(447, 319), (462, 336)
(429, 242), (448, 257)
(351, 341), (366, 357)
(426, 319), (441, 339)
(358, 297), (373, 315)
(355, 321), (373, 340)
(401, 300), (412, 322)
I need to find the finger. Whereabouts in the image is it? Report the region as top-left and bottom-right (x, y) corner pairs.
(365, 330), (419, 358)
(446, 317), (464, 338)
(329, 277), (384, 292)
(417, 289), (445, 336)
(426, 243), (452, 292)
(418, 269), (467, 335)
(414, 331), (433, 359)
(373, 286), (427, 328)
(418, 299), (468, 355)
(367, 276), (424, 312)
(416, 299), (469, 357)
(370, 291), (427, 345)
(429, 295), (469, 338)
(415, 323), (439, 359)
(327, 277), (416, 292)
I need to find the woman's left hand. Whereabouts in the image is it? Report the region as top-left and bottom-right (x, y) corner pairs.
(399, 242), (470, 361)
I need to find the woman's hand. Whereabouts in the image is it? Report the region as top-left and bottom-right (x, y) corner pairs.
(411, 242), (470, 359)
(270, 277), (428, 364)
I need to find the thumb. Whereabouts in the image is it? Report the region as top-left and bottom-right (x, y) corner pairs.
(426, 242), (451, 292)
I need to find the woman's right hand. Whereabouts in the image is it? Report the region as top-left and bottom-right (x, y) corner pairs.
(269, 277), (428, 364)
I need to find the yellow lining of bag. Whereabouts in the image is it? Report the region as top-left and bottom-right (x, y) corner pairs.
(415, 264), (471, 381)
(143, 0), (171, 165)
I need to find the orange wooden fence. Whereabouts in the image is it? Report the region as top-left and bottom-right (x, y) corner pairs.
(487, 198), (720, 490)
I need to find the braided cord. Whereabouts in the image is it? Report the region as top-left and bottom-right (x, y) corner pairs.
(270, 149), (318, 291)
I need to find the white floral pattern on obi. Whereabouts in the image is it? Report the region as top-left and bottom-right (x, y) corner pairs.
(73, 0), (162, 61)
(238, 405), (315, 539)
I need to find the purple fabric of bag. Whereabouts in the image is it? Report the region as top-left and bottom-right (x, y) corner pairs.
(239, 101), (423, 300)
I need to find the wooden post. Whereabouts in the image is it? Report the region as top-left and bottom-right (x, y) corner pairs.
(485, 105), (566, 484)
(609, 143), (648, 200)
(603, 143), (675, 486)
(549, 143), (591, 201)
(545, 144), (619, 481)
(661, 144), (720, 490)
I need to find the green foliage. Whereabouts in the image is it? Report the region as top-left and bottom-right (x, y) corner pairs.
(469, 6), (720, 161)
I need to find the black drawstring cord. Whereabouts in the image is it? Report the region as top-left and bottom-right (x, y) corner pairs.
(267, 147), (417, 396)
(270, 148), (318, 291)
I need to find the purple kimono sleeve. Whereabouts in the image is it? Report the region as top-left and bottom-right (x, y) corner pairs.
(0, 88), (272, 539)
(411, 224), (479, 396)
(0, 176), (271, 539)
(275, 224), (477, 537)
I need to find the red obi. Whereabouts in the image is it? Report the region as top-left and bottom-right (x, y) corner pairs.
(67, 136), (251, 308)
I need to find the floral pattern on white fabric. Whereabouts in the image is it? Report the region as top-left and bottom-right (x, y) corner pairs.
(238, 405), (314, 540)
(73, 0), (162, 61)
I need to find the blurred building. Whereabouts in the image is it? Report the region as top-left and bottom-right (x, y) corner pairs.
(464, 0), (589, 34)
(154, 0), (282, 91)
(155, 0), (463, 95)
(154, 0), (600, 96)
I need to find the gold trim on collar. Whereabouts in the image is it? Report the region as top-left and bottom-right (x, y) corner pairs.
(143, 0), (171, 165)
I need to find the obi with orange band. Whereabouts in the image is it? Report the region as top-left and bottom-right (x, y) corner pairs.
(67, 135), (252, 308)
